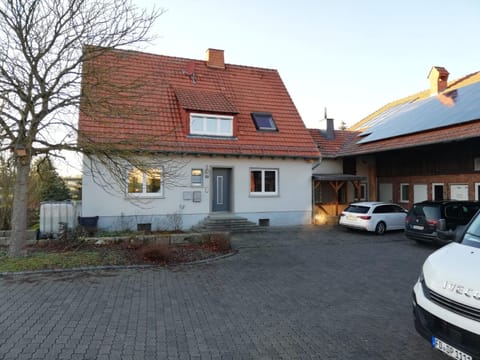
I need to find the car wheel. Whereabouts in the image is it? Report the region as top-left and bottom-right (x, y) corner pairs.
(375, 222), (386, 235)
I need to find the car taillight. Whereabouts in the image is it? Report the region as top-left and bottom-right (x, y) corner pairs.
(405, 216), (410, 223)
(427, 219), (438, 226)
(359, 215), (371, 220)
(340, 213), (345, 217)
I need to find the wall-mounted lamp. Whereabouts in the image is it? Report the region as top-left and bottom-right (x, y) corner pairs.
(204, 165), (209, 178)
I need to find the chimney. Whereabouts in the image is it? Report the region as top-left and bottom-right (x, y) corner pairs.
(428, 66), (449, 95)
(206, 48), (225, 69)
(326, 118), (335, 140)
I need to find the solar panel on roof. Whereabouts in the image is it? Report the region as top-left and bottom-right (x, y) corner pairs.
(358, 81), (480, 144)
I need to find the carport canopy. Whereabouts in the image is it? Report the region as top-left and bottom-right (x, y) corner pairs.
(312, 174), (366, 182)
(312, 174), (367, 215)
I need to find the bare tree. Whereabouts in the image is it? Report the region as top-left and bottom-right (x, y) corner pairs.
(0, 152), (15, 230)
(0, 0), (163, 256)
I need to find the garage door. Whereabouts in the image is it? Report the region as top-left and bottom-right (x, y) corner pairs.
(379, 183), (392, 202)
(450, 184), (468, 200)
(414, 184), (428, 203)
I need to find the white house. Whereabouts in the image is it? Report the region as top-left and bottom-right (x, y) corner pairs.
(78, 47), (320, 231)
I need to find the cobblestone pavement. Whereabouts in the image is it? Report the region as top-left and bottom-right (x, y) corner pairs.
(0, 225), (447, 360)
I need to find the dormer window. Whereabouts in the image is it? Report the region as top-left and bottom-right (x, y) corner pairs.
(190, 113), (233, 137)
(251, 112), (277, 131)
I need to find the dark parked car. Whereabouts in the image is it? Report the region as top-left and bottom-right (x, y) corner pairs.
(405, 200), (480, 245)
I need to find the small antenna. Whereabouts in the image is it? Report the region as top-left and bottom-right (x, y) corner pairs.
(182, 61), (196, 84)
(324, 107), (327, 120)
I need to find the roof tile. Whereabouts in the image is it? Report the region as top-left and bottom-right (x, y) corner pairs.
(79, 47), (320, 160)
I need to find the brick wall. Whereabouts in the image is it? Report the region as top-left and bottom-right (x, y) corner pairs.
(378, 173), (480, 208)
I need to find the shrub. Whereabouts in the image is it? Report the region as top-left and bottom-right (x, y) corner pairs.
(137, 243), (171, 263)
(204, 232), (231, 252)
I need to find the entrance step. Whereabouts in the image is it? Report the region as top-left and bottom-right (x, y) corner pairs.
(192, 215), (267, 233)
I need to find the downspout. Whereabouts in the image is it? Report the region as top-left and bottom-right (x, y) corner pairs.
(311, 176), (315, 224)
(311, 157), (322, 224)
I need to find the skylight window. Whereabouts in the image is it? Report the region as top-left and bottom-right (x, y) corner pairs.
(251, 112), (277, 131)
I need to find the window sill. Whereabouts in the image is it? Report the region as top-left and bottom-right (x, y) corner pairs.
(249, 193), (279, 197)
(126, 194), (165, 199)
(187, 135), (238, 140)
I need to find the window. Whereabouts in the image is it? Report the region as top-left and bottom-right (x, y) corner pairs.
(373, 205), (391, 214)
(355, 183), (367, 201)
(400, 183), (409, 203)
(360, 183), (367, 201)
(251, 112), (277, 131)
(475, 157), (480, 171)
(250, 169), (278, 195)
(190, 113), (233, 137)
(127, 167), (163, 196)
(191, 169), (203, 187)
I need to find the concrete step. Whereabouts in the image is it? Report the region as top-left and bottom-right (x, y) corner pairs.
(192, 215), (267, 233)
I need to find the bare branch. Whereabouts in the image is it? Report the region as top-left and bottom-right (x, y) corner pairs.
(0, 0), (164, 256)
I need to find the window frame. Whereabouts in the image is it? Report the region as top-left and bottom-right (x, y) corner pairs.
(249, 168), (279, 196)
(251, 112), (278, 131)
(476, 183), (480, 201)
(357, 183), (367, 201)
(400, 183), (410, 203)
(189, 113), (234, 137)
(126, 167), (164, 198)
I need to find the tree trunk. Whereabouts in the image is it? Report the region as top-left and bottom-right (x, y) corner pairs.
(9, 158), (31, 257)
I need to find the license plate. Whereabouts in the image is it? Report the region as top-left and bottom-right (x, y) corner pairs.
(432, 336), (472, 360)
(413, 225), (424, 230)
(347, 215), (357, 221)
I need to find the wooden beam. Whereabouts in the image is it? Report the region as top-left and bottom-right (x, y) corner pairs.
(328, 181), (345, 216)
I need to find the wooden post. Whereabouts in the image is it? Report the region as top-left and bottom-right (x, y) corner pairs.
(328, 181), (345, 216)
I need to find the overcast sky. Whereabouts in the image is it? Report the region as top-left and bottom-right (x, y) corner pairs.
(137, 0), (480, 129)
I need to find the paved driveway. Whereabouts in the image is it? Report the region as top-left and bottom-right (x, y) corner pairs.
(0, 226), (446, 360)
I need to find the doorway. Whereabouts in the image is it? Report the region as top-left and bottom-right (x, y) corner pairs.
(212, 168), (232, 212)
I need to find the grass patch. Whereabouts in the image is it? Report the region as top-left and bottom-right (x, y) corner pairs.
(0, 250), (126, 273)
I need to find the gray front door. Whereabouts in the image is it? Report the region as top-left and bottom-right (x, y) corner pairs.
(212, 168), (231, 212)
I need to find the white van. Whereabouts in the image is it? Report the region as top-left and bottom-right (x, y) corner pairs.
(412, 215), (480, 359)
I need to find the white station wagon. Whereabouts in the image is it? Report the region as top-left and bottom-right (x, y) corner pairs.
(338, 201), (407, 235)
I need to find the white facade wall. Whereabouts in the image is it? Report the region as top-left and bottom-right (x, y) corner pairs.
(82, 156), (314, 231)
(313, 158), (343, 175)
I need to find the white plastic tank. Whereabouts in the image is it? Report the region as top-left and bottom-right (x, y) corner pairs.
(39, 201), (82, 236)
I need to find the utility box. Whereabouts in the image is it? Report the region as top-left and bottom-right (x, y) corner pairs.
(39, 201), (82, 238)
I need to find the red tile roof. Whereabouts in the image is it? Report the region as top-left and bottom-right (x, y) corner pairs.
(79, 47), (320, 160)
(174, 88), (238, 113)
(343, 70), (480, 156)
(308, 129), (359, 158)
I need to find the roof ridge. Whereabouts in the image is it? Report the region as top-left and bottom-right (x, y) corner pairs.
(84, 44), (279, 73)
